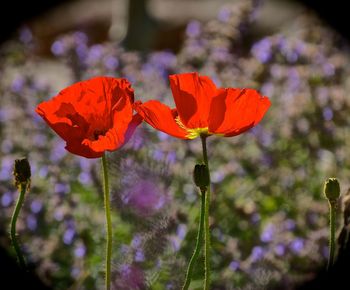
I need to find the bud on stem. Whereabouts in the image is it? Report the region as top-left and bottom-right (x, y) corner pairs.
(193, 164), (209, 192)
(324, 178), (340, 202)
(13, 158), (31, 190)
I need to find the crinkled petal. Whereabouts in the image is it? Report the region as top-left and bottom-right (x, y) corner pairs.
(169, 72), (218, 129)
(36, 101), (88, 141)
(56, 77), (134, 116)
(134, 100), (189, 139)
(209, 88), (271, 137)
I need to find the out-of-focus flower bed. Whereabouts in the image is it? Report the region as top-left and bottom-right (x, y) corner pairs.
(1, 1), (350, 289)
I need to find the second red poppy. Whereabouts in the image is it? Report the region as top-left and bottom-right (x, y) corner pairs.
(134, 72), (271, 139)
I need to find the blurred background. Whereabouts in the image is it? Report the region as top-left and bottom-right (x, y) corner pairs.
(1, 0), (350, 289)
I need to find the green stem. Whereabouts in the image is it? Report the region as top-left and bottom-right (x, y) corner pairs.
(201, 135), (211, 290)
(102, 153), (112, 290)
(182, 189), (206, 290)
(10, 183), (27, 270)
(327, 201), (337, 270)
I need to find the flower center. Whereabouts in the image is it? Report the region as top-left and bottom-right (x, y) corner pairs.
(93, 130), (107, 140)
(175, 116), (211, 139)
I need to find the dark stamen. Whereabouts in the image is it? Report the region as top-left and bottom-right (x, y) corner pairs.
(94, 130), (107, 140)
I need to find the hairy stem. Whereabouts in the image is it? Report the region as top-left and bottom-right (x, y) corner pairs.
(201, 135), (211, 290)
(102, 154), (112, 290)
(327, 201), (337, 270)
(10, 183), (27, 270)
(182, 189), (206, 290)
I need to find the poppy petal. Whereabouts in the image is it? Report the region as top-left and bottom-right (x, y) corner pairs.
(123, 114), (144, 145)
(65, 140), (103, 158)
(209, 88), (271, 136)
(36, 102), (88, 141)
(134, 100), (189, 139)
(169, 72), (218, 129)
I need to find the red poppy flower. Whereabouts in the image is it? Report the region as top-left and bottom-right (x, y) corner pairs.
(36, 76), (142, 158)
(134, 72), (271, 139)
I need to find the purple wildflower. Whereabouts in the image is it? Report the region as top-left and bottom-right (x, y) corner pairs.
(274, 244), (286, 256)
(26, 214), (37, 231)
(51, 40), (65, 56)
(260, 223), (275, 243)
(290, 238), (304, 254)
(74, 244), (86, 258)
(251, 246), (265, 262)
(1, 192), (13, 207)
(30, 200), (43, 214)
(63, 228), (75, 245)
(229, 261), (240, 271)
(251, 38), (272, 63)
(186, 21), (201, 38)
(323, 107), (334, 121)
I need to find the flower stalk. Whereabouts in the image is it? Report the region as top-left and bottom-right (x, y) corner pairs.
(102, 153), (112, 290)
(323, 178), (340, 271)
(10, 158), (31, 270)
(10, 183), (28, 270)
(201, 135), (211, 290)
(182, 187), (206, 290)
(327, 200), (337, 270)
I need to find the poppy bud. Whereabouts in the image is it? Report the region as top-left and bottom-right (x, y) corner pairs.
(324, 178), (340, 202)
(193, 164), (209, 190)
(13, 158), (31, 189)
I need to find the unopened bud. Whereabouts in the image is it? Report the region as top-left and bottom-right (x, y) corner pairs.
(324, 178), (340, 201)
(193, 164), (209, 190)
(13, 158), (31, 188)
